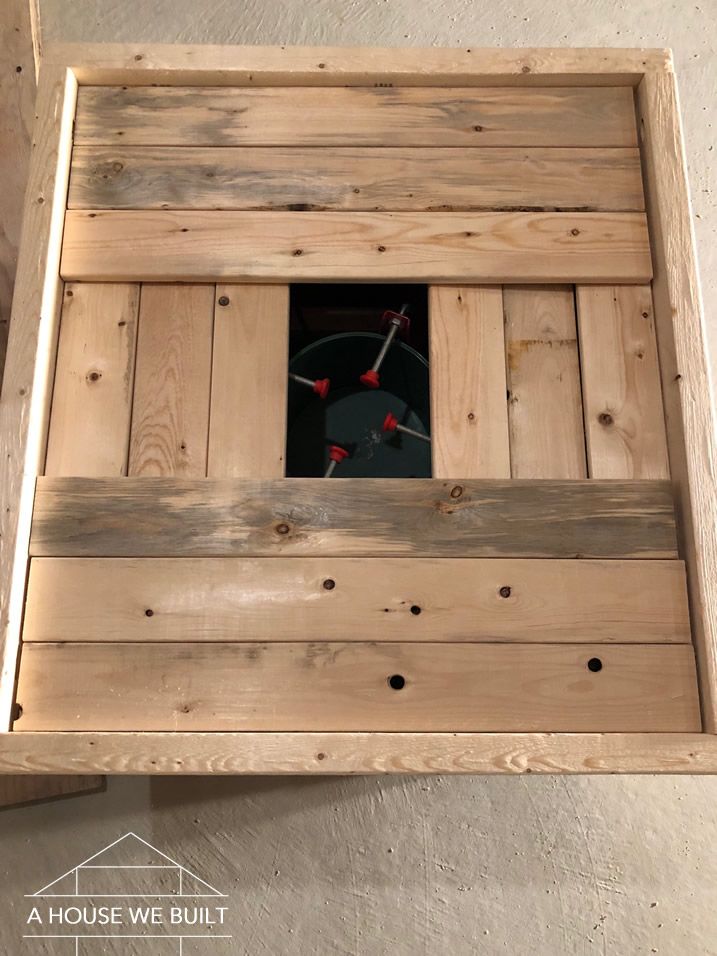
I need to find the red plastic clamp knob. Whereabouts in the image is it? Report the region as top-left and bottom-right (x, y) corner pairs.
(360, 369), (380, 389)
(313, 378), (330, 399)
(328, 445), (349, 464)
(383, 412), (399, 433)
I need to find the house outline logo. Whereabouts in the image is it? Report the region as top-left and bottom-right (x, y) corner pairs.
(23, 831), (232, 953)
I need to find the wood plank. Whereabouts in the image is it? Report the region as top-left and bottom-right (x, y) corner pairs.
(128, 284), (214, 477)
(429, 286), (510, 477)
(60, 210), (653, 284)
(23, 557), (691, 645)
(637, 71), (717, 730)
(504, 285), (587, 478)
(44, 44), (671, 89)
(0, 64), (77, 730)
(4, 730), (717, 776)
(208, 285), (288, 478)
(0, 0), (104, 807)
(73, 86), (638, 148)
(14, 642), (700, 732)
(67, 146), (646, 213)
(45, 283), (139, 477)
(577, 285), (670, 478)
(30, 478), (679, 559)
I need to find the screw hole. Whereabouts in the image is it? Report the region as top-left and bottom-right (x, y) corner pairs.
(218, 295), (230, 307)
(410, 605), (421, 616)
(587, 657), (603, 673)
(323, 578), (336, 591)
(499, 586), (512, 599)
(145, 608), (154, 617)
(275, 523), (290, 535)
(388, 674), (405, 690)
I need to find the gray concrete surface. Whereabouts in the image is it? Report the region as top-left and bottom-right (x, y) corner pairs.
(1, 2), (715, 954)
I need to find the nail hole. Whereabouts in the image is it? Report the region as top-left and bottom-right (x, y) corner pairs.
(323, 578), (336, 591)
(293, 249), (303, 256)
(410, 605), (421, 616)
(16, 65), (22, 73)
(66, 290), (73, 297)
(316, 751), (326, 760)
(276, 523), (290, 535)
(587, 657), (603, 673)
(13, 703), (22, 721)
(499, 586), (512, 599)
(377, 245), (387, 252)
(598, 412), (614, 426)
(134, 53), (143, 61)
(388, 674), (406, 690)
(145, 608), (154, 617)
(87, 370), (101, 383)
(218, 295), (230, 306)
(570, 228), (580, 236)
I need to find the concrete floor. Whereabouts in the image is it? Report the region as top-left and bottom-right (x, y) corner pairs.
(2, 2), (716, 954)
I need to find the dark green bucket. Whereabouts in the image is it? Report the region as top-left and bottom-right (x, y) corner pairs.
(287, 332), (431, 478)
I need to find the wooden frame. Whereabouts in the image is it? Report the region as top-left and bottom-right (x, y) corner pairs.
(1, 44), (715, 774)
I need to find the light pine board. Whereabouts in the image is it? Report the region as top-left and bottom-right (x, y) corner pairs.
(4, 731), (717, 776)
(30, 478), (679, 559)
(429, 286), (510, 477)
(43, 45), (671, 89)
(208, 284), (289, 478)
(577, 285), (670, 479)
(67, 146), (645, 213)
(637, 70), (717, 731)
(504, 285), (588, 478)
(45, 283), (139, 477)
(128, 284), (214, 477)
(59, 210), (653, 284)
(14, 642), (700, 732)
(22, 557), (691, 645)
(73, 86), (638, 148)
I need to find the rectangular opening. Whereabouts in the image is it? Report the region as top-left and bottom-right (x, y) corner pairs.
(286, 284), (430, 477)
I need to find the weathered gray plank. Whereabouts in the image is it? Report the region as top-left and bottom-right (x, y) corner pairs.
(67, 146), (645, 212)
(30, 478), (678, 559)
(73, 85), (639, 148)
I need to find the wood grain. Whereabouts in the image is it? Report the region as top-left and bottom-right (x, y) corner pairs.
(577, 285), (670, 478)
(504, 285), (587, 478)
(4, 730), (717, 776)
(60, 210), (653, 284)
(637, 71), (717, 729)
(22, 557), (691, 645)
(30, 478), (679, 559)
(208, 285), (289, 478)
(429, 286), (510, 477)
(14, 641), (700, 732)
(128, 284), (214, 477)
(45, 283), (139, 477)
(67, 146), (646, 213)
(0, 64), (77, 730)
(73, 85), (638, 148)
(44, 43), (671, 88)
(0, 2), (104, 803)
